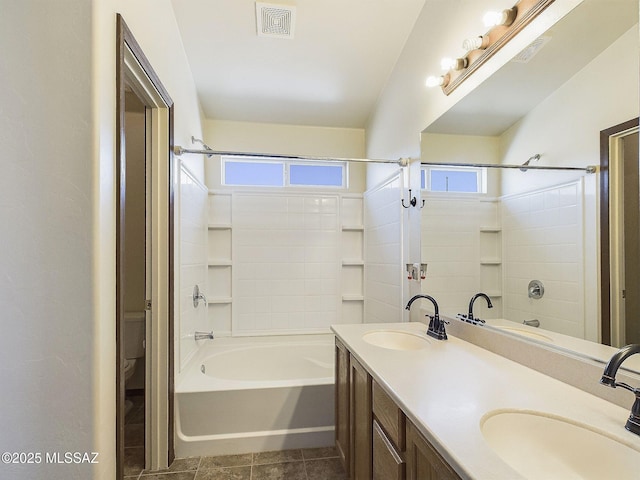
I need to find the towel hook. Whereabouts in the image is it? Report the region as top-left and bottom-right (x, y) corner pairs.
(401, 189), (425, 209)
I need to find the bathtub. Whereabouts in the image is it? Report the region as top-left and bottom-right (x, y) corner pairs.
(175, 334), (335, 457)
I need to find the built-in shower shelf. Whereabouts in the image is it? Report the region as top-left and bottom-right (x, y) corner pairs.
(208, 223), (232, 230)
(480, 226), (501, 232)
(341, 225), (364, 231)
(208, 297), (232, 305)
(480, 258), (501, 265)
(342, 294), (364, 301)
(485, 292), (502, 298)
(342, 260), (365, 266)
(208, 260), (232, 267)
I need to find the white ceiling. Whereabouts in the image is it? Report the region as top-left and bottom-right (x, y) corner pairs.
(170, 0), (426, 128)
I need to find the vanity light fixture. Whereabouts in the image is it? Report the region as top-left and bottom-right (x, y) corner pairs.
(483, 7), (517, 28)
(426, 0), (555, 96)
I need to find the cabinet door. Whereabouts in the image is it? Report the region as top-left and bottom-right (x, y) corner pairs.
(406, 421), (461, 480)
(350, 354), (372, 480)
(373, 420), (405, 480)
(335, 338), (350, 471)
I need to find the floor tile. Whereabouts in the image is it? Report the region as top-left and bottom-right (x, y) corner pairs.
(301, 446), (339, 460)
(199, 453), (252, 469)
(124, 447), (145, 476)
(143, 456), (201, 474)
(252, 449), (302, 465)
(194, 466), (251, 480)
(252, 461), (306, 480)
(305, 457), (348, 480)
(139, 472), (196, 480)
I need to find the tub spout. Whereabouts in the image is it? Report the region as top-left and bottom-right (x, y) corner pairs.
(195, 331), (214, 341)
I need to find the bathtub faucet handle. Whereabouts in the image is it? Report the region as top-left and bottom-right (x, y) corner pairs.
(193, 285), (207, 308)
(194, 331), (214, 341)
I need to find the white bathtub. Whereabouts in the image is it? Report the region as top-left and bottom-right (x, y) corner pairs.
(175, 334), (335, 457)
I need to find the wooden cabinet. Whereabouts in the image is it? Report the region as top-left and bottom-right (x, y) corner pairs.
(335, 341), (462, 480)
(406, 421), (462, 480)
(350, 354), (372, 480)
(373, 420), (405, 480)
(335, 338), (350, 470)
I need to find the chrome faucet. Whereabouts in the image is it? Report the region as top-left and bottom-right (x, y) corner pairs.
(600, 344), (640, 435)
(194, 331), (214, 341)
(405, 294), (447, 340)
(457, 292), (493, 325)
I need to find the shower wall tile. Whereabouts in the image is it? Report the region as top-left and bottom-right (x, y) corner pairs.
(179, 165), (209, 370)
(421, 195), (498, 317)
(502, 180), (585, 337)
(364, 174), (403, 323)
(232, 193), (342, 335)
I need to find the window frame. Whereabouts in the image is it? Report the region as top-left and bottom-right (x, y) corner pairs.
(221, 156), (348, 189)
(421, 165), (487, 194)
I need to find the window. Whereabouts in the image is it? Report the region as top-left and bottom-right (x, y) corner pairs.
(224, 160), (284, 186)
(222, 157), (347, 188)
(421, 166), (486, 193)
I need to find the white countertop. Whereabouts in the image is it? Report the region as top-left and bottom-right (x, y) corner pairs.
(331, 322), (640, 480)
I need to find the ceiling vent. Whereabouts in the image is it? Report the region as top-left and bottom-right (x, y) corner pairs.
(256, 2), (296, 39)
(511, 36), (551, 64)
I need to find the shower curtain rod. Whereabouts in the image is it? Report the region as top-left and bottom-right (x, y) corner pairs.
(174, 146), (409, 166)
(421, 161), (597, 173)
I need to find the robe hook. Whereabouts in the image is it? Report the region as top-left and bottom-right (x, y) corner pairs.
(401, 189), (425, 209)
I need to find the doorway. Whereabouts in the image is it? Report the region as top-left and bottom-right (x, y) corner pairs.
(600, 118), (639, 347)
(116, 15), (175, 479)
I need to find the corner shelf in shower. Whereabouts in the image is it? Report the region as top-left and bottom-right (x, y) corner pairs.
(342, 294), (364, 302)
(341, 225), (364, 231)
(208, 260), (232, 267)
(207, 297), (232, 305)
(480, 258), (501, 265)
(208, 223), (232, 230)
(342, 259), (365, 266)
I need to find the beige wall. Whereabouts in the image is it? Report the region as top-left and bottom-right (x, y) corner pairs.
(124, 107), (146, 313)
(92, 1), (206, 476)
(203, 119), (367, 192)
(0, 1), (205, 478)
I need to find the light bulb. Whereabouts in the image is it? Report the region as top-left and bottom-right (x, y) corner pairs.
(441, 57), (456, 71)
(483, 7), (517, 27)
(462, 35), (489, 52)
(441, 57), (468, 71)
(425, 75), (444, 88)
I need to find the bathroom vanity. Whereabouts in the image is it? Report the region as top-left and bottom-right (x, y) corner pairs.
(332, 322), (640, 480)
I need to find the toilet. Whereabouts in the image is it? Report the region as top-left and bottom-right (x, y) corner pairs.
(124, 312), (145, 414)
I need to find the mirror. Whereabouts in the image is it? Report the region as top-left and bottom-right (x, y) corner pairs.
(419, 0), (639, 365)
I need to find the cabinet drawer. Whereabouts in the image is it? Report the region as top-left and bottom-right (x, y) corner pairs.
(373, 379), (405, 450)
(373, 419), (405, 480)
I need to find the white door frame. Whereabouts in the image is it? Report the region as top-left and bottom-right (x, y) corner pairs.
(609, 125), (639, 347)
(117, 15), (175, 477)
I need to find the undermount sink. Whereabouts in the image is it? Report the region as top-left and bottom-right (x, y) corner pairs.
(363, 330), (430, 351)
(494, 326), (553, 342)
(481, 410), (640, 479)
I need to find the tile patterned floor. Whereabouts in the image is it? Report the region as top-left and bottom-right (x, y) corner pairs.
(124, 447), (347, 480)
(124, 393), (146, 477)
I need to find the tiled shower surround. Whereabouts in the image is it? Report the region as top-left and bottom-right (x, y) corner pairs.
(207, 190), (364, 337)
(421, 178), (588, 336)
